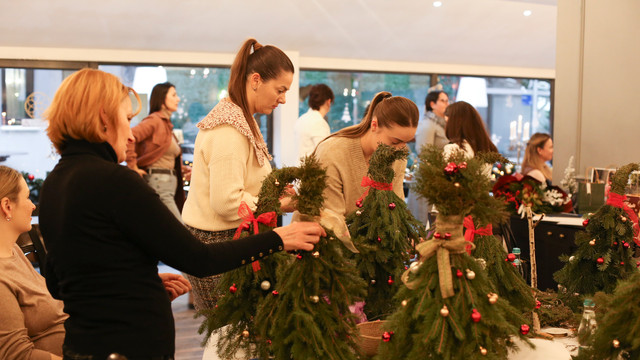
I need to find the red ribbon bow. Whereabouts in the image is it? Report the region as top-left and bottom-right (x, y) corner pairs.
(606, 192), (640, 245)
(358, 176), (393, 203)
(463, 215), (493, 255)
(233, 201), (278, 271)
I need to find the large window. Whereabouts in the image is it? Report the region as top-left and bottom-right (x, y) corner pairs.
(299, 70), (432, 166)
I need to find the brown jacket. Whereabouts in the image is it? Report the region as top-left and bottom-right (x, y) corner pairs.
(126, 111), (185, 210)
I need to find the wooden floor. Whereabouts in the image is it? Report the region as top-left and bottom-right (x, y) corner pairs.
(172, 292), (205, 360)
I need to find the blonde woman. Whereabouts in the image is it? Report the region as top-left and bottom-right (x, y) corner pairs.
(521, 132), (553, 185)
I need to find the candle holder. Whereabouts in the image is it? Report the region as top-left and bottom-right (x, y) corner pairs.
(509, 115), (530, 170)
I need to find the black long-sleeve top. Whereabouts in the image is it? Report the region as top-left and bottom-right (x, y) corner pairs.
(39, 139), (283, 359)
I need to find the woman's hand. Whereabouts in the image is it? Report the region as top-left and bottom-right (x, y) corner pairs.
(159, 273), (192, 301)
(134, 167), (147, 177)
(274, 222), (325, 251)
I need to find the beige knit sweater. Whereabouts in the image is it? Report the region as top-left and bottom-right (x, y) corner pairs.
(182, 98), (272, 232)
(0, 244), (67, 360)
(315, 136), (406, 218)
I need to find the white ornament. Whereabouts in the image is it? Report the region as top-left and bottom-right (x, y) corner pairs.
(260, 280), (271, 291)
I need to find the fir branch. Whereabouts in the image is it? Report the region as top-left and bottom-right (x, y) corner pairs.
(610, 163), (640, 195)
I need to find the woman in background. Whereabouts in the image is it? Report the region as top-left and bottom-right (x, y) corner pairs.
(314, 91), (419, 219)
(521, 132), (553, 186)
(181, 38), (298, 311)
(443, 100), (498, 159)
(294, 83), (334, 161)
(126, 82), (189, 220)
(0, 165), (66, 360)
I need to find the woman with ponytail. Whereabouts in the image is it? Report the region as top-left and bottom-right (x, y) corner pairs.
(521, 132), (553, 185)
(181, 38), (298, 311)
(314, 91), (419, 218)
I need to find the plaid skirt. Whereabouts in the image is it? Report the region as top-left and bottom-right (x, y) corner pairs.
(184, 226), (236, 312)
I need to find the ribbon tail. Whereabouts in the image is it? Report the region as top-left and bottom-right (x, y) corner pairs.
(252, 261), (261, 272)
(319, 209), (358, 253)
(437, 248), (455, 298)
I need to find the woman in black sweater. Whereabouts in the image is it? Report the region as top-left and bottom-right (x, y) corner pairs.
(39, 68), (323, 360)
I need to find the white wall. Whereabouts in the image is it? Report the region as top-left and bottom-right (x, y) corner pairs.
(554, 0), (640, 180)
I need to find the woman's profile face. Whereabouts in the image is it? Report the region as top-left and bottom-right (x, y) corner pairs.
(537, 138), (553, 162)
(371, 121), (417, 150)
(9, 178), (36, 235)
(106, 96), (135, 163)
(164, 87), (180, 113)
(252, 71), (293, 114)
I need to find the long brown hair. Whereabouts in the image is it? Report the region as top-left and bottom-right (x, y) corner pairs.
(522, 132), (552, 180)
(228, 38), (294, 139)
(326, 91), (419, 141)
(444, 101), (497, 153)
(149, 82), (175, 114)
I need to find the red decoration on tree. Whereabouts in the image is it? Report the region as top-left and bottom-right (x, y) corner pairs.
(456, 269), (463, 278)
(296, 254), (303, 260)
(266, 339), (272, 345)
(377, 237), (382, 242)
(471, 309), (481, 323)
(272, 290), (279, 296)
(388, 202), (396, 210)
(444, 162), (459, 175)
(229, 284), (238, 294)
(434, 232), (442, 239)
(458, 161), (467, 170)
(597, 257), (605, 265)
(507, 253), (516, 262)
(583, 219), (589, 227)
(382, 331), (394, 342)
(444, 232), (451, 240)
(621, 262), (625, 265)
(535, 300), (541, 309)
(27, 174), (35, 181)
(387, 276), (394, 285)
(520, 324), (530, 335)
(356, 199), (363, 208)
(623, 242), (630, 248)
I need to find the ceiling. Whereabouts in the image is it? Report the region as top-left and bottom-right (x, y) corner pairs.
(0, 0), (557, 69)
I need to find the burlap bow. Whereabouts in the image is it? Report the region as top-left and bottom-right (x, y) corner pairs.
(401, 215), (474, 298)
(234, 201), (278, 271)
(292, 209), (359, 253)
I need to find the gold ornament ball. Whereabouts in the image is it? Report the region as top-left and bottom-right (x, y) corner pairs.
(440, 305), (449, 317)
(487, 293), (498, 304)
(310, 295), (320, 303)
(589, 239), (596, 246)
(242, 330), (250, 338)
(401, 300), (408, 307)
(613, 339), (620, 348)
(466, 269), (476, 280)
(312, 251), (320, 258)
(274, 179), (280, 186)
(260, 280), (271, 290)
(621, 216), (627, 222)
(370, 279), (376, 285)
(479, 346), (487, 355)
(454, 182), (461, 188)
(356, 210), (362, 216)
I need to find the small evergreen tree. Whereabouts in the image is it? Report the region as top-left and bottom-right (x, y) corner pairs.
(198, 166), (300, 358)
(346, 144), (426, 320)
(575, 272), (640, 360)
(377, 146), (531, 359)
(554, 163), (640, 296)
(255, 156), (367, 360)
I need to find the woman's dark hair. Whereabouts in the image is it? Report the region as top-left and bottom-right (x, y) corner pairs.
(444, 101), (498, 153)
(425, 90), (445, 111)
(228, 38), (294, 138)
(149, 82), (175, 114)
(308, 84), (334, 110)
(326, 91), (419, 140)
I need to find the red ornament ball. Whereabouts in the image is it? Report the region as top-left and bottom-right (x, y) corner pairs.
(444, 162), (459, 175)
(434, 232), (442, 239)
(582, 219), (589, 227)
(356, 200), (363, 208)
(621, 262), (625, 265)
(296, 254), (303, 260)
(382, 331), (394, 342)
(535, 300), (541, 309)
(471, 309), (482, 323)
(458, 161), (468, 170)
(388, 202), (396, 210)
(596, 257), (605, 265)
(266, 339), (272, 345)
(387, 276), (394, 285)
(520, 324), (530, 335)
(229, 284), (238, 294)
(377, 237), (382, 242)
(623, 242), (630, 248)
(456, 269), (463, 278)
(444, 232), (451, 239)
(271, 290), (279, 296)
(27, 174), (35, 181)
(507, 253), (516, 262)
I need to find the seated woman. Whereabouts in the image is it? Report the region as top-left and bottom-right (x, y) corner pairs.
(38, 68), (323, 360)
(521, 132), (553, 186)
(443, 101), (498, 159)
(0, 165), (66, 360)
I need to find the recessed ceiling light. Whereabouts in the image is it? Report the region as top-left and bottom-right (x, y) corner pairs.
(523, 10), (532, 16)
(433, 1), (443, 7)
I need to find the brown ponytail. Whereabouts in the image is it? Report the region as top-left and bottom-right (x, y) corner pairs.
(324, 91), (419, 141)
(228, 38), (294, 139)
